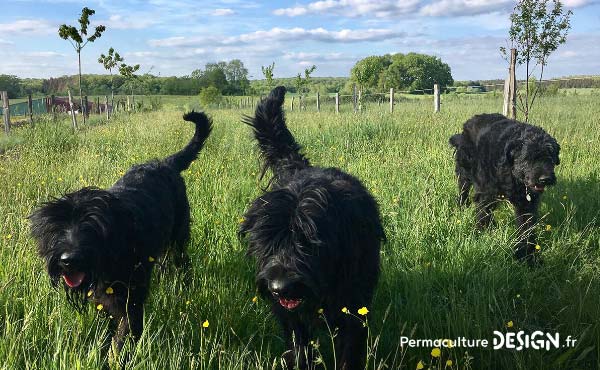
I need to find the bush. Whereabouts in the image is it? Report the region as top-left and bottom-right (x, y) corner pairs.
(199, 86), (223, 107)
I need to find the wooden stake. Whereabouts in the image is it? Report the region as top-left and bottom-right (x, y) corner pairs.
(1, 91), (10, 134)
(389, 88), (394, 113)
(105, 95), (110, 120)
(28, 94), (34, 125)
(67, 88), (78, 130)
(316, 92), (320, 112)
(434, 83), (440, 113)
(335, 93), (339, 114)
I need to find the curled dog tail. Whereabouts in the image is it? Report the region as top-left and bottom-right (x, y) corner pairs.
(243, 86), (310, 179)
(164, 111), (212, 172)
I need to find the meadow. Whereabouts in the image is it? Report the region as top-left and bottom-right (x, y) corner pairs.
(0, 94), (598, 369)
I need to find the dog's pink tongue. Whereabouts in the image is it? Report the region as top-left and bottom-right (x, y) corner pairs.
(279, 298), (301, 310)
(62, 272), (85, 288)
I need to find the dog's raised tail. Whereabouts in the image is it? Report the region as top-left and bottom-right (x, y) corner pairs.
(243, 86), (310, 178)
(165, 111), (212, 172)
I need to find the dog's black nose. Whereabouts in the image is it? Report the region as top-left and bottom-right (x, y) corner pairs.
(538, 174), (555, 185)
(269, 279), (291, 296)
(60, 252), (78, 266)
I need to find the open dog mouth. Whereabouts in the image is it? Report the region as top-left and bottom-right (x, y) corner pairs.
(62, 271), (86, 288)
(278, 297), (303, 310)
(532, 184), (545, 192)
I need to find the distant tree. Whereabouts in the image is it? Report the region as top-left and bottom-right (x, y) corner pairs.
(501, 0), (572, 121)
(98, 47), (123, 110)
(350, 55), (391, 92)
(294, 65), (316, 96)
(203, 63), (229, 93)
(59, 7), (105, 123)
(224, 59), (249, 95)
(382, 53), (453, 93)
(199, 86), (222, 106)
(261, 62), (275, 91)
(0, 75), (21, 98)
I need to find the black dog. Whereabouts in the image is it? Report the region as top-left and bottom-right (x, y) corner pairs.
(449, 113), (560, 265)
(240, 87), (384, 370)
(29, 112), (211, 351)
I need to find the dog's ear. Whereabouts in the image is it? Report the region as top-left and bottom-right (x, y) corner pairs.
(502, 139), (522, 166)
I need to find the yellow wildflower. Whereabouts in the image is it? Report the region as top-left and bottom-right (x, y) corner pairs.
(97, 304), (103, 311)
(202, 320), (209, 328)
(252, 296), (258, 303)
(545, 224), (552, 231)
(148, 256), (155, 262)
(341, 307), (349, 314)
(431, 348), (441, 357)
(416, 360), (424, 370)
(105, 287), (114, 295)
(506, 320), (514, 328)
(535, 244), (541, 251)
(446, 359), (453, 367)
(357, 307), (369, 316)
(562, 195), (567, 200)
(87, 290), (93, 297)
(317, 308), (324, 314)
(239, 217), (245, 224)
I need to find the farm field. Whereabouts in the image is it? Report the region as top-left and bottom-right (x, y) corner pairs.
(0, 94), (598, 369)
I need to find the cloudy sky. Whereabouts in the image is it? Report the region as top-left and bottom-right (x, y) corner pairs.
(0, 0), (598, 80)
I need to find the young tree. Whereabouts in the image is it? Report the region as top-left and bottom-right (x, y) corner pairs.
(59, 7), (105, 123)
(501, 0), (572, 122)
(119, 62), (140, 110)
(98, 48), (123, 113)
(261, 62), (275, 92)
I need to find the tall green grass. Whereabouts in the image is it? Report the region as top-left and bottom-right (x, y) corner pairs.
(0, 95), (598, 369)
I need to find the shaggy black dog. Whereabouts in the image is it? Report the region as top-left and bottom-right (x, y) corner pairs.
(240, 86), (384, 370)
(449, 113), (560, 265)
(29, 112), (211, 351)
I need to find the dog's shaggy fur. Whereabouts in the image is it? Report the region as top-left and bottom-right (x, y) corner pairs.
(29, 112), (211, 351)
(240, 87), (385, 370)
(450, 113), (560, 265)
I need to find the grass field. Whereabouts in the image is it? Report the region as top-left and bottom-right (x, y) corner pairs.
(0, 94), (598, 369)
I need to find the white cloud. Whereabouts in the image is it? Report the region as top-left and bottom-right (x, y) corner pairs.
(562, 0), (595, 7)
(274, 0), (422, 18)
(98, 14), (159, 30)
(0, 19), (56, 35)
(420, 0), (513, 17)
(212, 8), (235, 16)
(149, 27), (405, 48)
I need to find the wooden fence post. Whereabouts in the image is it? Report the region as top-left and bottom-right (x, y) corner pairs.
(503, 48), (517, 119)
(1, 91), (10, 134)
(67, 88), (78, 130)
(28, 94), (34, 125)
(358, 89), (362, 112)
(316, 92), (320, 112)
(434, 83), (440, 113)
(389, 88), (394, 113)
(290, 96), (294, 111)
(352, 84), (357, 113)
(335, 92), (340, 114)
(105, 95), (110, 120)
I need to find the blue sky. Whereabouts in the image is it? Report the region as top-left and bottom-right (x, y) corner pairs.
(0, 0), (598, 80)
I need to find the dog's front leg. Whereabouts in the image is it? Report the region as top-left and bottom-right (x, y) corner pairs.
(474, 192), (496, 229)
(279, 315), (311, 370)
(111, 299), (144, 353)
(513, 201), (540, 266)
(336, 318), (367, 370)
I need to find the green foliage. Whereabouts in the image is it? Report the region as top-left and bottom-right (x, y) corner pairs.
(294, 65), (317, 95)
(58, 7), (105, 53)
(198, 86), (222, 106)
(350, 55), (391, 91)
(382, 53), (453, 92)
(190, 60), (250, 95)
(501, 0), (572, 121)
(0, 75), (21, 98)
(261, 62), (275, 91)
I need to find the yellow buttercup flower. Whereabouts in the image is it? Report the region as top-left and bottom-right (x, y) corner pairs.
(506, 320), (514, 328)
(148, 256), (155, 262)
(446, 359), (453, 367)
(87, 290), (93, 297)
(239, 217), (245, 224)
(357, 307), (369, 316)
(252, 296), (258, 303)
(535, 244), (541, 251)
(105, 287), (114, 295)
(317, 308), (324, 314)
(97, 304), (103, 311)
(545, 224), (552, 231)
(431, 348), (441, 357)
(202, 320), (209, 328)
(341, 307), (349, 314)
(416, 360), (424, 369)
